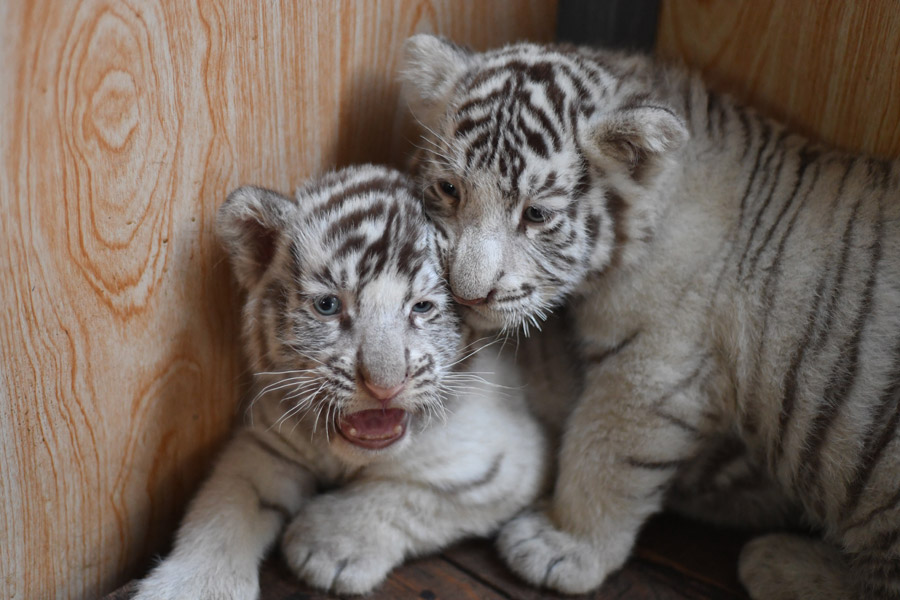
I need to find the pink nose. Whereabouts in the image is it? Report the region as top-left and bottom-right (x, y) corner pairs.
(452, 293), (489, 306)
(363, 379), (406, 404)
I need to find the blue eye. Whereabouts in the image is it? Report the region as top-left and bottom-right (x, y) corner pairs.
(314, 295), (341, 316)
(412, 301), (434, 314)
(523, 206), (548, 223)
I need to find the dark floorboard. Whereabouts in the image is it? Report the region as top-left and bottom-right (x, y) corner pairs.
(103, 515), (751, 600)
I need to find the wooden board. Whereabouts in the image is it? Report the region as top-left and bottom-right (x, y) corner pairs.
(656, 0), (900, 159)
(102, 515), (750, 600)
(0, 2), (557, 599)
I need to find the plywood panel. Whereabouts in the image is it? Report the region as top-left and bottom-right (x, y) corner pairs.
(0, 2), (557, 599)
(656, 0), (900, 158)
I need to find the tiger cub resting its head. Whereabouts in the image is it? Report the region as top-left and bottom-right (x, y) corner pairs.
(133, 165), (548, 599)
(403, 35), (900, 599)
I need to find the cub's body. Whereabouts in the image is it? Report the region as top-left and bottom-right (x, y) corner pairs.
(134, 166), (548, 599)
(403, 36), (900, 599)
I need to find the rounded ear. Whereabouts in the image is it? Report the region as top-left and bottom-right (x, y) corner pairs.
(216, 186), (297, 290)
(584, 105), (689, 182)
(400, 34), (472, 124)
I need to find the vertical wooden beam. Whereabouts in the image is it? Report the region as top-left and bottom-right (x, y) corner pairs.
(557, 0), (660, 50)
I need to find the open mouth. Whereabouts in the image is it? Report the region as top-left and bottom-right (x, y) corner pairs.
(337, 409), (408, 450)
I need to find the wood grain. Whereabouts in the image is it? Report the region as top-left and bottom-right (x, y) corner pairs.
(656, 0), (900, 159)
(0, 2), (557, 599)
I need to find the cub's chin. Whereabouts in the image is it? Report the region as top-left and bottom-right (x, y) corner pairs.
(455, 304), (508, 334)
(329, 408), (417, 465)
(457, 303), (536, 336)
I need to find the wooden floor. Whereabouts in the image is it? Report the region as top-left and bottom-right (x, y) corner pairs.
(104, 515), (750, 599)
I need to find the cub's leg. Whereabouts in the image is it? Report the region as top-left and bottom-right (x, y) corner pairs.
(498, 342), (712, 594)
(283, 475), (532, 594)
(283, 403), (547, 595)
(134, 428), (316, 600)
(740, 476), (900, 598)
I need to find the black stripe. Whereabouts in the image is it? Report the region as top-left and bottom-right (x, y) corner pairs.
(736, 134), (790, 278)
(585, 330), (640, 366)
(652, 355), (711, 409)
(433, 453), (504, 495)
(752, 155), (819, 455)
(774, 163), (861, 462)
(682, 76), (693, 128)
(845, 486), (900, 534)
(705, 91), (717, 136)
(237, 474), (292, 521)
(774, 260), (835, 462)
(652, 407), (699, 434)
(456, 86), (512, 117)
(324, 202), (386, 243)
(708, 117), (778, 305)
(522, 102), (562, 153)
(309, 177), (405, 218)
(334, 234), (366, 259)
(737, 122), (775, 226)
(454, 115), (489, 139)
(410, 354), (434, 379)
(745, 149), (819, 278)
(624, 456), (686, 470)
(842, 340), (900, 521)
(797, 198), (884, 502)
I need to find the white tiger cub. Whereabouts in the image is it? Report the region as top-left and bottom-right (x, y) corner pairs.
(402, 36), (900, 599)
(132, 165), (548, 599)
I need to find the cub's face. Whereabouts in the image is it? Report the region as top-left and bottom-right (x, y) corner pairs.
(217, 167), (461, 465)
(401, 35), (688, 333)
(415, 125), (597, 335)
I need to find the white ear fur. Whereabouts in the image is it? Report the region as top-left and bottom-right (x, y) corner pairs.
(216, 186), (297, 290)
(400, 34), (471, 124)
(585, 105), (689, 177)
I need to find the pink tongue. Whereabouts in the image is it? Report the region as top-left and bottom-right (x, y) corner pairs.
(340, 409), (405, 439)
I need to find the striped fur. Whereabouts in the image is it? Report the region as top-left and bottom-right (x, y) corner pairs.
(133, 166), (549, 599)
(403, 35), (900, 599)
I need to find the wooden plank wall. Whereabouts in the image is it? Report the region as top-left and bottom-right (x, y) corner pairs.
(0, 2), (557, 599)
(657, 0), (900, 159)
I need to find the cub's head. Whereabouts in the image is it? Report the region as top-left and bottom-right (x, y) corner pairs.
(217, 166), (460, 464)
(401, 35), (688, 332)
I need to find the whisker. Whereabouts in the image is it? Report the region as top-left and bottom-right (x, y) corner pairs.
(445, 336), (506, 369)
(252, 376), (316, 405)
(254, 367), (320, 377)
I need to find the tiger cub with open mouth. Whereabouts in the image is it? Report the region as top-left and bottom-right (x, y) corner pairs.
(133, 165), (549, 599)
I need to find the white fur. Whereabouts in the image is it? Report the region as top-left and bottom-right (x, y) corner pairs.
(133, 167), (550, 599)
(402, 37), (900, 598)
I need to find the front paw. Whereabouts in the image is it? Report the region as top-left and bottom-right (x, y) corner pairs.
(281, 502), (403, 594)
(497, 510), (610, 594)
(133, 562), (258, 600)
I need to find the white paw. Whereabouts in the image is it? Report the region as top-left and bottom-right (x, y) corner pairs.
(133, 562), (258, 600)
(497, 510), (610, 594)
(739, 534), (855, 600)
(282, 498), (403, 594)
